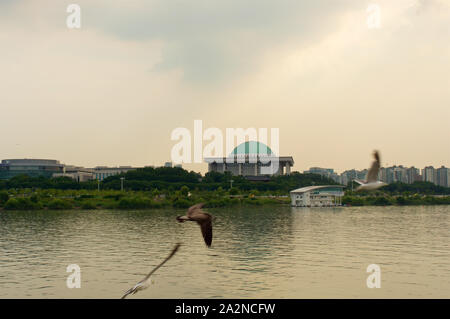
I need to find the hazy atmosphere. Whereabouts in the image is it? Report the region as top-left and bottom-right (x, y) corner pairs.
(1, 0), (449, 173)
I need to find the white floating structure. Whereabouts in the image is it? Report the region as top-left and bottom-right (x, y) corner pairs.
(290, 185), (345, 207)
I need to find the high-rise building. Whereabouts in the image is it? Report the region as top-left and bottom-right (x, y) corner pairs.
(406, 167), (421, 184)
(393, 166), (408, 183)
(340, 169), (358, 185)
(357, 169), (368, 181)
(422, 166), (436, 184)
(436, 166), (449, 187)
(382, 166), (395, 183)
(332, 165), (445, 187)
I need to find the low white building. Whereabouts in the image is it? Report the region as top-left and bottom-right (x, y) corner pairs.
(53, 165), (94, 182)
(92, 166), (138, 181)
(290, 185), (345, 207)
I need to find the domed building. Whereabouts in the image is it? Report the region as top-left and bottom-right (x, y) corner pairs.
(204, 141), (294, 178)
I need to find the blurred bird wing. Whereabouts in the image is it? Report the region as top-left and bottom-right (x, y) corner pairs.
(199, 218), (213, 247)
(366, 151), (381, 183)
(187, 203), (205, 217)
(121, 281), (145, 299)
(121, 243), (181, 299)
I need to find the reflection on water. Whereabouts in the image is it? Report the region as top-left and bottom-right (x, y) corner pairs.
(0, 206), (449, 298)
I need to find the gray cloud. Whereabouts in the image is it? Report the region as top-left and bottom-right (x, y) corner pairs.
(82, 0), (356, 84)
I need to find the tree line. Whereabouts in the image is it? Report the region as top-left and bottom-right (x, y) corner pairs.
(0, 166), (449, 195)
(0, 167), (338, 193)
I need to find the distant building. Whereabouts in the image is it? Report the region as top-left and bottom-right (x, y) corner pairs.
(92, 166), (138, 181)
(381, 166), (395, 183)
(340, 169), (359, 185)
(309, 164), (445, 187)
(422, 166), (436, 184)
(393, 165), (408, 183)
(164, 162), (173, 168)
(357, 169), (368, 181)
(304, 167), (334, 175)
(290, 185), (345, 207)
(378, 166), (424, 185)
(0, 159), (64, 179)
(205, 141), (294, 177)
(436, 166), (449, 187)
(304, 167), (340, 184)
(53, 165), (94, 182)
(379, 167), (388, 183)
(406, 167), (421, 184)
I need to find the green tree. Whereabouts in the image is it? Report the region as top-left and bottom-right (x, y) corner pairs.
(48, 199), (73, 210)
(396, 196), (407, 205)
(180, 185), (189, 197)
(0, 191), (9, 205)
(4, 198), (43, 210)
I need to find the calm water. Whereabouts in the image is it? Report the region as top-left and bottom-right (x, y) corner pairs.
(0, 205), (449, 298)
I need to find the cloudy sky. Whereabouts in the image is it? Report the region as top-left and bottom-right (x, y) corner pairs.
(1, 0), (449, 173)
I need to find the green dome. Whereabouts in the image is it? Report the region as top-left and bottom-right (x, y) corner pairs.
(230, 141), (274, 156)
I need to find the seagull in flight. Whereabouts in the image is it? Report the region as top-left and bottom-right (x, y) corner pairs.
(354, 150), (388, 191)
(176, 203), (213, 247)
(121, 243), (181, 299)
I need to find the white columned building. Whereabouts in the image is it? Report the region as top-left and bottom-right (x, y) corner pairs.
(205, 141), (294, 179)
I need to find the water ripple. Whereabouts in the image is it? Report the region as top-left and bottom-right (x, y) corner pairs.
(0, 206), (449, 298)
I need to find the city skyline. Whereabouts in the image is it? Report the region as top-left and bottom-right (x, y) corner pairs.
(1, 154), (450, 174)
(2, 148), (450, 174)
(305, 164), (450, 187)
(1, 155), (449, 188)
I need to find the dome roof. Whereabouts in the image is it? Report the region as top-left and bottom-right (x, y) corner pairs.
(229, 141), (274, 156)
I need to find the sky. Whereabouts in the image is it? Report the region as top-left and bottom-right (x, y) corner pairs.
(1, 0), (449, 174)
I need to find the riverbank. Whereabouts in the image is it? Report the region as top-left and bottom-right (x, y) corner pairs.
(342, 194), (450, 206)
(0, 189), (449, 210)
(0, 189), (290, 210)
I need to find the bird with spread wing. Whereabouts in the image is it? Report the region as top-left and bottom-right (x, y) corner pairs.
(176, 203), (213, 247)
(354, 150), (387, 191)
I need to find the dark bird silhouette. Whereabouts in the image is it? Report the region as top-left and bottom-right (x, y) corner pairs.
(121, 243), (181, 299)
(176, 203), (213, 247)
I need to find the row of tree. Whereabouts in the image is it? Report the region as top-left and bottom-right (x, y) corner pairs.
(0, 166), (449, 195)
(0, 167), (337, 193)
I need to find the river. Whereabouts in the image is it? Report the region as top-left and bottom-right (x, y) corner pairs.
(0, 205), (448, 298)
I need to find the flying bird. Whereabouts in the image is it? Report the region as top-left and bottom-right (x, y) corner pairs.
(176, 203), (213, 247)
(354, 150), (388, 191)
(121, 243), (181, 299)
